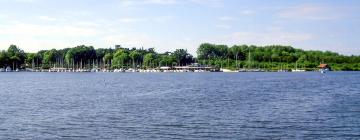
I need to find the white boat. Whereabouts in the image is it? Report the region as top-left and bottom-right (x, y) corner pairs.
(292, 62), (305, 72)
(292, 69), (306, 72)
(118, 69), (125, 72)
(91, 68), (98, 72)
(220, 68), (237, 73)
(320, 68), (329, 73)
(125, 68), (137, 73)
(102, 69), (109, 72)
(238, 69), (247, 72)
(278, 69), (289, 72)
(5, 66), (11, 72)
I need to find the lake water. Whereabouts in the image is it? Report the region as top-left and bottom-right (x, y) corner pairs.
(0, 72), (359, 139)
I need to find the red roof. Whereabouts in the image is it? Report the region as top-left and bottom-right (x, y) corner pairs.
(319, 64), (328, 68)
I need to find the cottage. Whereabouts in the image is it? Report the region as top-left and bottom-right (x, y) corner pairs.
(318, 64), (331, 71)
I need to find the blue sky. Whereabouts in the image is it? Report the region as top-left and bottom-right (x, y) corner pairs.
(0, 0), (359, 55)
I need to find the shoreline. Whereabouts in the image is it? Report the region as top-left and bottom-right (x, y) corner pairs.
(1, 70), (357, 73)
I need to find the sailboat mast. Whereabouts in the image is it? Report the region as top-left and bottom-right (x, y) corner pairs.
(248, 50), (251, 69)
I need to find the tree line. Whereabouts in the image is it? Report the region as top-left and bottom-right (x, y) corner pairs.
(0, 45), (194, 70)
(197, 43), (360, 71)
(0, 43), (359, 71)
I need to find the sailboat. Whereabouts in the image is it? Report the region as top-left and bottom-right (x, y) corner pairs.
(292, 62), (305, 72)
(320, 69), (326, 73)
(277, 64), (288, 72)
(239, 50), (254, 72)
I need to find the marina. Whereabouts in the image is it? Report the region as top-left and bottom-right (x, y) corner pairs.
(3, 66), (323, 73)
(0, 0), (360, 139)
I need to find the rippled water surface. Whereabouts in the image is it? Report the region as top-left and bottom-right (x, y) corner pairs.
(0, 72), (359, 139)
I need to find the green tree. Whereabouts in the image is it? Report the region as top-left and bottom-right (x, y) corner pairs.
(0, 51), (9, 68)
(7, 45), (26, 69)
(103, 53), (113, 68)
(129, 51), (141, 68)
(172, 49), (193, 66)
(112, 49), (129, 68)
(43, 49), (58, 65)
(143, 53), (156, 68)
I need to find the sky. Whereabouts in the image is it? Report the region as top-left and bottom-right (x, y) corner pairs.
(0, 0), (359, 55)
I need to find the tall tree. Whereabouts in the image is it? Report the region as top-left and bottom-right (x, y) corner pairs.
(172, 49), (193, 66)
(7, 45), (26, 69)
(129, 51), (141, 68)
(112, 49), (129, 68)
(143, 53), (156, 68)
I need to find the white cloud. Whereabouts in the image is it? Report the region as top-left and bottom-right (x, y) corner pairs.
(103, 34), (157, 48)
(240, 10), (255, 15)
(75, 21), (100, 27)
(63, 11), (93, 18)
(189, 0), (224, 7)
(0, 22), (99, 51)
(204, 31), (315, 46)
(217, 16), (234, 21)
(13, 0), (39, 3)
(0, 23), (97, 37)
(102, 34), (199, 55)
(0, 38), (67, 52)
(119, 0), (224, 7)
(153, 16), (174, 22)
(119, 16), (174, 23)
(38, 16), (66, 22)
(278, 4), (342, 20)
(119, 17), (148, 23)
(216, 16), (234, 29)
(0, 14), (8, 19)
(119, 0), (178, 7)
(39, 16), (57, 21)
(215, 24), (231, 29)
(144, 0), (178, 5)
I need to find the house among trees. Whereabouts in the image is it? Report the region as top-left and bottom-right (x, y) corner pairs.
(319, 64), (331, 71)
(115, 45), (122, 49)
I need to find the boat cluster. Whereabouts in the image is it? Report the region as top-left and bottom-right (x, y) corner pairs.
(0, 66), (19, 72)
(0, 63), (330, 73)
(112, 68), (210, 73)
(0, 62), (219, 73)
(0, 67), (318, 73)
(17, 68), (212, 73)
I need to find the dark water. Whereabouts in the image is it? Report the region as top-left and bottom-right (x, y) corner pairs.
(0, 72), (359, 139)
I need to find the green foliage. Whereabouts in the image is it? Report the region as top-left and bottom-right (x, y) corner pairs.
(0, 51), (9, 67)
(0, 43), (359, 71)
(197, 43), (360, 71)
(6, 45), (26, 69)
(129, 51), (141, 68)
(172, 49), (193, 66)
(143, 53), (156, 68)
(43, 49), (59, 64)
(197, 43), (228, 59)
(158, 53), (176, 67)
(103, 53), (113, 63)
(65, 45), (97, 64)
(112, 49), (130, 68)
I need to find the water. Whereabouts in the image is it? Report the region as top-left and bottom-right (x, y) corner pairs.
(0, 72), (359, 139)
